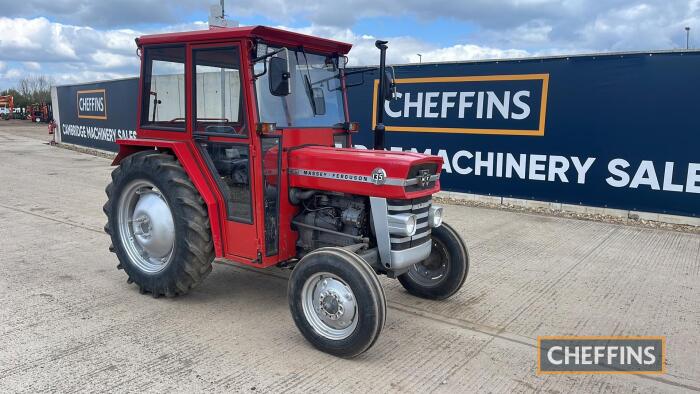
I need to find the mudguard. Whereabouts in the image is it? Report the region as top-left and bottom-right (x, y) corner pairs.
(114, 138), (225, 257)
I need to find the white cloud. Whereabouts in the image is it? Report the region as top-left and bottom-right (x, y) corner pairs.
(2, 1), (700, 89)
(2, 69), (23, 80)
(23, 62), (41, 70)
(90, 50), (139, 69)
(0, 16), (533, 89)
(414, 45), (530, 63)
(0, 17), (207, 89)
(280, 24), (527, 65)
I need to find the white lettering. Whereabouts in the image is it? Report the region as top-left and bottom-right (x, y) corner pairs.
(452, 150), (473, 175)
(505, 153), (527, 179)
(486, 91), (510, 119)
(529, 154), (547, 181)
(548, 156), (570, 183)
(630, 160), (660, 190)
(607, 159), (631, 187)
(437, 149), (452, 173)
(458, 92), (475, 118)
(474, 151), (494, 176)
(424, 92), (440, 118)
(385, 92), (402, 118)
(511, 90), (531, 120)
(440, 92), (457, 118)
(643, 346), (656, 365)
(403, 92), (423, 118)
(547, 346), (563, 365)
(571, 157), (596, 184)
(662, 162), (684, 192)
(686, 163), (700, 193)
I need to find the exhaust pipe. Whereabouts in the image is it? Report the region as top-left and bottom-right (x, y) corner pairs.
(374, 40), (388, 151)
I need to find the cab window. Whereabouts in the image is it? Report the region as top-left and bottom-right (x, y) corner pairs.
(141, 45), (186, 130)
(192, 46), (246, 136)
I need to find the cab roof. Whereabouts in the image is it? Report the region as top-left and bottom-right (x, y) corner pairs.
(137, 25), (353, 55)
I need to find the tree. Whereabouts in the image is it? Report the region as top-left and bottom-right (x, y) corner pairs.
(16, 74), (53, 105)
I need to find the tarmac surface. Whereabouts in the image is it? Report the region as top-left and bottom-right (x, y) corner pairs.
(1, 121), (699, 393)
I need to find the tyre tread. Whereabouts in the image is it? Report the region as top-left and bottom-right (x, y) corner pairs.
(397, 222), (469, 300)
(104, 150), (214, 297)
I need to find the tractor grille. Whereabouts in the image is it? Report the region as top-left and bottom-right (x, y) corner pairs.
(404, 163), (439, 192)
(387, 196), (432, 251)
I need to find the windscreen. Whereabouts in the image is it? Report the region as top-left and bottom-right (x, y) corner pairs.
(254, 47), (346, 128)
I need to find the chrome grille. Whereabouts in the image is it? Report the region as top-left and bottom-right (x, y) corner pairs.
(387, 196), (432, 251)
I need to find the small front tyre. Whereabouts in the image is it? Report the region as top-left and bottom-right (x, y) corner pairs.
(397, 222), (468, 300)
(288, 247), (386, 358)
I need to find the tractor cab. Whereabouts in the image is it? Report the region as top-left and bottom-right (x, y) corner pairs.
(123, 27), (355, 263)
(106, 25), (469, 358)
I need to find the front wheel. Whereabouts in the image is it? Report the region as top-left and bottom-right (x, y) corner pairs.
(397, 222), (469, 300)
(288, 247), (386, 358)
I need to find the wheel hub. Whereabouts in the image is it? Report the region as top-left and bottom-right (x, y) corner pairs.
(407, 239), (449, 287)
(131, 192), (175, 259)
(117, 180), (175, 274)
(319, 290), (343, 319)
(302, 273), (358, 339)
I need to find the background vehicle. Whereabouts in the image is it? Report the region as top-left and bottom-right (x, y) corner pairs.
(103, 25), (469, 358)
(27, 103), (51, 123)
(0, 95), (13, 120)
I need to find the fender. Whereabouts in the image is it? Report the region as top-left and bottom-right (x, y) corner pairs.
(114, 138), (225, 257)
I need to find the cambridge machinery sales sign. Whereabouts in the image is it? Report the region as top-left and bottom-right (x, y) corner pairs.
(347, 52), (700, 217)
(56, 78), (139, 152)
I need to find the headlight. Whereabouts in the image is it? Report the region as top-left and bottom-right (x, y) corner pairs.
(387, 213), (417, 237)
(429, 205), (443, 228)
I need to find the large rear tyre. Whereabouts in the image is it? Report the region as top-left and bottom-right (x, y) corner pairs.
(288, 247), (386, 358)
(397, 222), (468, 300)
(104, 151), (214, 297)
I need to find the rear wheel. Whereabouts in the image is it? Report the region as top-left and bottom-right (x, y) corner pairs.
(288, 248), (386, 358)
(397, 223), (468, 300)
(104, 151), (214, 297)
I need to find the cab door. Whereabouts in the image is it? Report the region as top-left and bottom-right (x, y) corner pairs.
(190, 42), (260, 261)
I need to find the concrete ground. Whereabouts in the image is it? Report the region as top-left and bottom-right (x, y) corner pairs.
(0, 121), (698, 393)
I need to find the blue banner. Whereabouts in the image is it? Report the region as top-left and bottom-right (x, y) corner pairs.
(347, 51), (700, 217)
(57, 78), (139, 152)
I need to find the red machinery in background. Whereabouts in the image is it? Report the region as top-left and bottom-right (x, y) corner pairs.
(0, 95), (14, 120)
(27, 103), (51, 123)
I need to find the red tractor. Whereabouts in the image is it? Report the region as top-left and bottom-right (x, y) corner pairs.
(104, 26), (469, 357)
(28, 103), (50, 123)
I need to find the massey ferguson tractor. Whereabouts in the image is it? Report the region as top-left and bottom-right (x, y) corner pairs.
(104, 26), (469, 357)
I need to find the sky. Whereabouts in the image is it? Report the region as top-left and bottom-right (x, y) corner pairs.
(0, 0), (698, 90)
